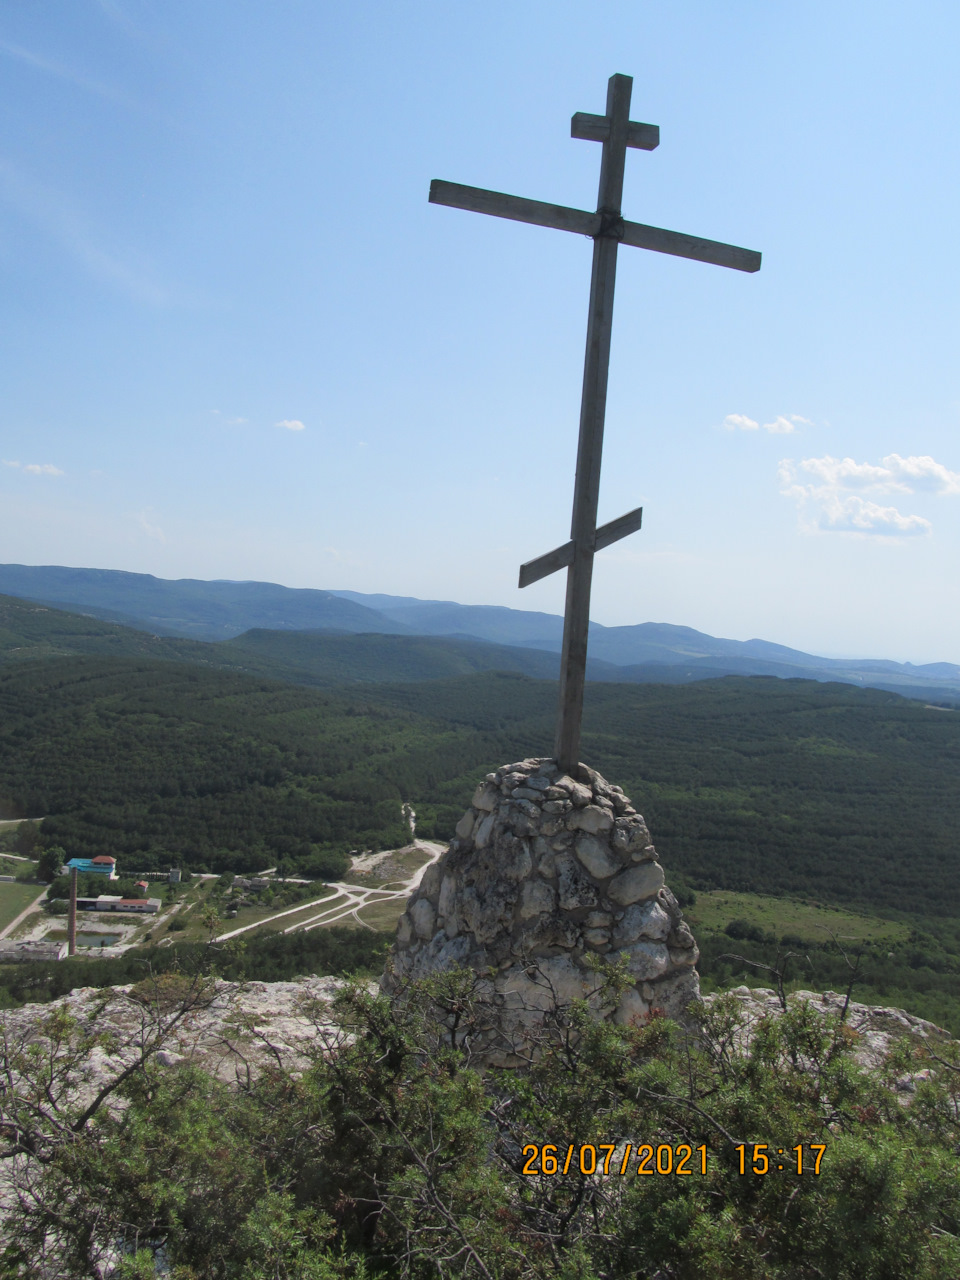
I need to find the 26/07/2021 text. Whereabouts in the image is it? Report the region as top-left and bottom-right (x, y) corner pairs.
(521, 1143), (828, 1177)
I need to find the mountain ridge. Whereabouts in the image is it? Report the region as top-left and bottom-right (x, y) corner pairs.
(0, 563), (957, 701)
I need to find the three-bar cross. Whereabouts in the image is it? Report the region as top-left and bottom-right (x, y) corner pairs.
(430, 73), (761, 774)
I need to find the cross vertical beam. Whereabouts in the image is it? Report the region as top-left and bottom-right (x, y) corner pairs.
(555, 73), (632, 773)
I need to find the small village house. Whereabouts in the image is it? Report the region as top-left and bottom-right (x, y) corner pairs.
(65, 856), (118, 880)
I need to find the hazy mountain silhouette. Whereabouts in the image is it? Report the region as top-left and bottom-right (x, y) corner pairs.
(0, 564), (956, 701)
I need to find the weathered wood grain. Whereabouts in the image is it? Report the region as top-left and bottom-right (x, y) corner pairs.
(428, 180), (597, 237)
(571, 111), (659, 151)
(621, 219), (761, 272)
(595, 505), (643, 552)
(518, 541), (574, 589)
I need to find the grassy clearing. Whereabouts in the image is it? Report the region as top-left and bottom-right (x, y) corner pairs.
(225, 890), (340, 935)
(166, 884), (339, 943)
(685, 889), (910, 945)
(0, 880), (46, 933)
(0, 855), (34, 877)
(353, 898), (406, 932)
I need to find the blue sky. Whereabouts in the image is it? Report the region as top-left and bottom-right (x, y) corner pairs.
(1, 0), (958, 662)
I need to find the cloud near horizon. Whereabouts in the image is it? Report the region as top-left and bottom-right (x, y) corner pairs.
(723, 413), (810, 434)
(3, 460), (65, 475)
(275, 419), (306, 431)
(137, 510), (166, 542)
(779, 452), (960, 536)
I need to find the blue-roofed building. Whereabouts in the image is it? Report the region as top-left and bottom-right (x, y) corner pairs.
(65, 856), (118, 880)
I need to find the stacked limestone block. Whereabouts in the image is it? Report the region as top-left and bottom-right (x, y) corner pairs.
(383, 758), (700, 1040)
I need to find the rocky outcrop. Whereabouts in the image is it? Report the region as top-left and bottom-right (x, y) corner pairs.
(383, 758), (700, 1050)
(0, 976), (353, 1089)
(704, 986), (953, 1084)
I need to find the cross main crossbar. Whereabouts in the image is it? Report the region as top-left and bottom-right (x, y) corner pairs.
(429, 180), (761, 273)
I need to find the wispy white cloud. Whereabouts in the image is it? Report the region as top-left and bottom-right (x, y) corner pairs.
(0, 38), (164, 119)
(3, 460), (64, 475)
(0, 39), (129, 104)
(0, 157), (172, 304)
(762, 415), (797, 434)
(137, 509), (165, 542)
(275, 419), (306, 432)
(723, 412), (809, 434)
(23, 463), (65, 476)
(779, 451), (959, 536)
(211, 411), (249, 425)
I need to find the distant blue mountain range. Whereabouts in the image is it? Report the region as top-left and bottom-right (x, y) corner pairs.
(1, 563), (957, 702)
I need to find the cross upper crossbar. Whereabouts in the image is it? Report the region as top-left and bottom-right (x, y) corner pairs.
(430, 73), (761, 773)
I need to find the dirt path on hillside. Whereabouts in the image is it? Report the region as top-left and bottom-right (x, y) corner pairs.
(214, 840), (445, 943)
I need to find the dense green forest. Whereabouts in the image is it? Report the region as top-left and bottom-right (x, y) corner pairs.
(0, 656), (481, 874)
(2, 655), (959, 917)
(353, 670), (960, 917)
(2, 639), (960, 1033)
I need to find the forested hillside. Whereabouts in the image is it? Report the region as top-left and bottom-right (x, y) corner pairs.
(1, 655), (958, 918)
(4, 566), (960, 700)
(357, 671), (960, 916)
(0, 593), (214, 665)
(0, 657), (480, 875)
(0, 593), (725, 688)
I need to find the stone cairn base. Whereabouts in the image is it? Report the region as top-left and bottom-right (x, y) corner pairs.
(383, 758), (700, 1059)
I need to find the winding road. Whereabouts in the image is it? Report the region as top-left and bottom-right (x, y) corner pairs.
(214, 840), (444, 943)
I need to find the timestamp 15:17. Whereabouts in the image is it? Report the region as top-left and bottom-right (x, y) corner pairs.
(736, 1144), (826, 1175)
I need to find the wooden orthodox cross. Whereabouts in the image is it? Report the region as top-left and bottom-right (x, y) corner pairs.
(430, 73), (761, 775)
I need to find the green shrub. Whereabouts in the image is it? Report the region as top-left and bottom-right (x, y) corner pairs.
(4, 973), (960, 1278)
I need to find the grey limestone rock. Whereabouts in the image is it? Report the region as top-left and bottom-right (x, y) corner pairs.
(555, 851), (599, 911)
(512, 786), (544, 802)
(455, 811), (476, 840)
(608, 861), (665, 906)
(474, 812), (497, 849)
(612, 899), (672, 947)
(574, 832), (621, 880)
(473, 783), (498, 811)
(419, 861), (442, 904)
(410, 898), (436, 940)
(555, 777), (593, 807)
(383, 759), (700, 1052)
(567, 804), (615, 834)
(669, 921), (697, 950)
(438, 874), (458, 934)
(520, 878), (556, 919)
(611, 815), (653, 856)
(621, 940), (671, 981)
